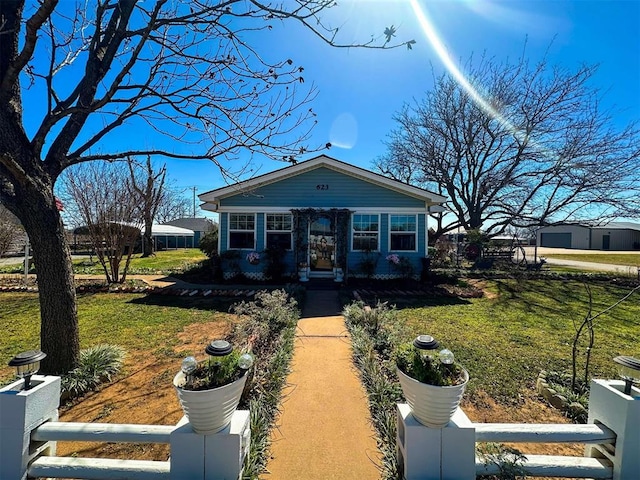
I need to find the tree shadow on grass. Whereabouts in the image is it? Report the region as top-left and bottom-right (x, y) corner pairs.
(127, 293), (239, 313)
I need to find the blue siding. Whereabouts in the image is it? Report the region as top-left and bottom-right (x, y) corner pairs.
(346, 213), (426, 277)
(220, 167), (425, 208)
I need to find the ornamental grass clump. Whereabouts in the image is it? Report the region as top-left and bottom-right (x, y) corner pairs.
(61, 344), (125, 399)
(395, 339), (466, 386)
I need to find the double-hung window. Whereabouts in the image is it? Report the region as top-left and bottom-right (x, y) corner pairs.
(389, 214), (417, 251)
(228, 213), (255, 249)
(266, 213), (292, 250)
(352, 214), (379, 251)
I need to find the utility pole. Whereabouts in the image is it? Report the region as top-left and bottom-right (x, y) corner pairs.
(190, 186), (197, 217)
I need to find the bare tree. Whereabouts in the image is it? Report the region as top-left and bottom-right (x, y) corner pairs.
(155, 187), (193, 224)
(0, 204), (24, 257)
(63, 162), (143, 283)
(0, 0), (411, 374)
(571, 283), (640, 393)
(376, 54), (640, 242)
(128, 156), (165, 258)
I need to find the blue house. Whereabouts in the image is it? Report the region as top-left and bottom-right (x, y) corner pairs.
(199, 155), (445, 281)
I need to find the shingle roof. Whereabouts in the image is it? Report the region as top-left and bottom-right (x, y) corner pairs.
(163, 217), (215, 232)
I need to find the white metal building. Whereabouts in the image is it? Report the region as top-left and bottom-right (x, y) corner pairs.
(537, 222), (640, 250)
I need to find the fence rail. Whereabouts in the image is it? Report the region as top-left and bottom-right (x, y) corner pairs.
(473, 422), (616, 479)
(475, 455), (613, 479)
(29, 457), (170, 480)
(32, 422), (175, 444)
(474, 422), (616, 444)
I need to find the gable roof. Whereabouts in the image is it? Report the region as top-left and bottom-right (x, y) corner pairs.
(163, 217), (215, 232)
(199, 155), (447, 207)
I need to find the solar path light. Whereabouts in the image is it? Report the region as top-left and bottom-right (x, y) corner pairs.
(8, 350), (46, 390)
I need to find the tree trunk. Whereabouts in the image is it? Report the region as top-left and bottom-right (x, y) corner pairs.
(18, 184), (79, 375)
(142, 220), (153, 257)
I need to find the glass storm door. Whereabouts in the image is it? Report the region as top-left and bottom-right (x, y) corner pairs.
(308, 216), (335, 273)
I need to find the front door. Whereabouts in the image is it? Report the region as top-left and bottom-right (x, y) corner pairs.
(602, 235), (610, 250)
(308, 216), (335, 276)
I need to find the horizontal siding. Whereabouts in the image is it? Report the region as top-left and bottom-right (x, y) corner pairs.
(221, 210), (427, 276)
(220, 167), (425, 209)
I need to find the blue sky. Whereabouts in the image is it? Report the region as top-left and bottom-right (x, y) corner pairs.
(162, 0), (639, 214)
(35, 1), (638, 216)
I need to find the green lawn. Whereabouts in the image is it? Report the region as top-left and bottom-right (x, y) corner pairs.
(3, 277), (639, 407)
(73, 249), (207, 275)
(0, 292), (232, 382)
(0, 249), (208, 275)
(393, 279), (640, 403)
(544, 253), (640, 267)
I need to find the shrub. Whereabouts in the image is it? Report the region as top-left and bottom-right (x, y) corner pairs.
(344, 303), (404, 479)
(343, 301), (402, 358)
(263, 246), (288, 282)
(227, 289), (299, 478)
(199, 229), (219, 257)
(61, 344), (125, 399)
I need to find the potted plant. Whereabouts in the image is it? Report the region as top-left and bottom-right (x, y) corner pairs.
(246, 251), (260, 265)
(395, 335), (468, 428)
(173, 340), (254, 434)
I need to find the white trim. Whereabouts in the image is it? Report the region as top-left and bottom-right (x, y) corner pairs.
(351, 213), (380, 252)
(264, 213), (293, 251)
(388, 214), (419, 253)
(227, 213), (256, 250)
(216, 206), (428, 214)
(199, 155), (447, 205)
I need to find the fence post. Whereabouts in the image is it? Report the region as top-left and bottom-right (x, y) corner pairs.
(170, 410), (251, 480)
(585, 379), (639, 480)
(0, 375), (60, 480)
(397, 404), (475, 479)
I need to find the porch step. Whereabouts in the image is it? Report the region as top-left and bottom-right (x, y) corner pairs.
(306, 278), (340, 290)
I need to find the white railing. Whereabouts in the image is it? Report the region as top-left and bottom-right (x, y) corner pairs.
(28, 422), (175, 479)
(474, 422), (615, 479)
(2, 375), (637, 480)
(0, 375), (250, 480)
(397, 379), (639, 479)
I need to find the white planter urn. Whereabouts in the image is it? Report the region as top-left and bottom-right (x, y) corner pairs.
(298, 266), (309, 282)
(334, 268), (344, 282)
(396, 367), (469, 428)
(173, 371), (248, 434)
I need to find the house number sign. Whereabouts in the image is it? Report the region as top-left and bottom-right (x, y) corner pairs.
(316, 184), (329, 190)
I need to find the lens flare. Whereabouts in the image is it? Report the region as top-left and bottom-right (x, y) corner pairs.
(408, 0), (518, 137)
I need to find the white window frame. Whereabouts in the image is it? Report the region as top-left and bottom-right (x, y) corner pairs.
(265, 213), (293, 250)
(228, 213), (256, 250)
(351, 213), (380, 252)
(388, 214), (418, 252)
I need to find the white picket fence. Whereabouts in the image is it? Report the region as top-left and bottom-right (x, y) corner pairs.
(1, 375), (638, 479)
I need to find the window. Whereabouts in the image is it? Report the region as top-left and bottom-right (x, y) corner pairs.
(229, 213), (255, 249)
(266, 213), (292, 250)
(352, 214), (379, 251)
(390, 215), (417, 251)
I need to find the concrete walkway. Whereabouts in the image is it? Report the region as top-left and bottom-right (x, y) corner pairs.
(542, 257), (639, 275)
(262, 290), (380, 480)
(521, 247), (640, 275)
